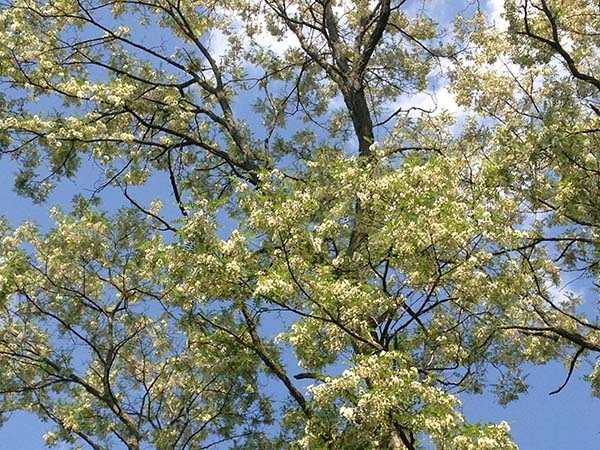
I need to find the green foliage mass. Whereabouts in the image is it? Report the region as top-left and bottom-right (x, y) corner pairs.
(0, 0), (599, 448)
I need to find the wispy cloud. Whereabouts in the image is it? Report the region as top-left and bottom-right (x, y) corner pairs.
(487, 0), (508, 30)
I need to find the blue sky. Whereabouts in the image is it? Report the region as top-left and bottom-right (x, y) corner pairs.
(1, 0), (600, 448)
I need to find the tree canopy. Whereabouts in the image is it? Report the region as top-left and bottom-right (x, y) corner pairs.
(0, 0), (599, 449)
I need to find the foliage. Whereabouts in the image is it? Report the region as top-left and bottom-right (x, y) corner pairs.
(0, 0), (598, 449)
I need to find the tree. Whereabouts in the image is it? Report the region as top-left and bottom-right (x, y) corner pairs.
(0, 0), (596, 448)
(453, 0), (600, 394)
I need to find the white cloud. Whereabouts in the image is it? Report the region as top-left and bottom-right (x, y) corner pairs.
(487, 0), (508, 31)
(205, 28), (230, 62)
(418, 86), (462, 115)
(253, 28), (299, 58)
(204, 8), (300, 69)
(545, 277), (584, 309)
(383, 85), (464, 121)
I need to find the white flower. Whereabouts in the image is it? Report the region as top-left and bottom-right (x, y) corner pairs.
(584, 152), (597, 165)
(498, 420), (511, 432)
(339, 405), (356, 422)
(43, 431), (58, 445)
